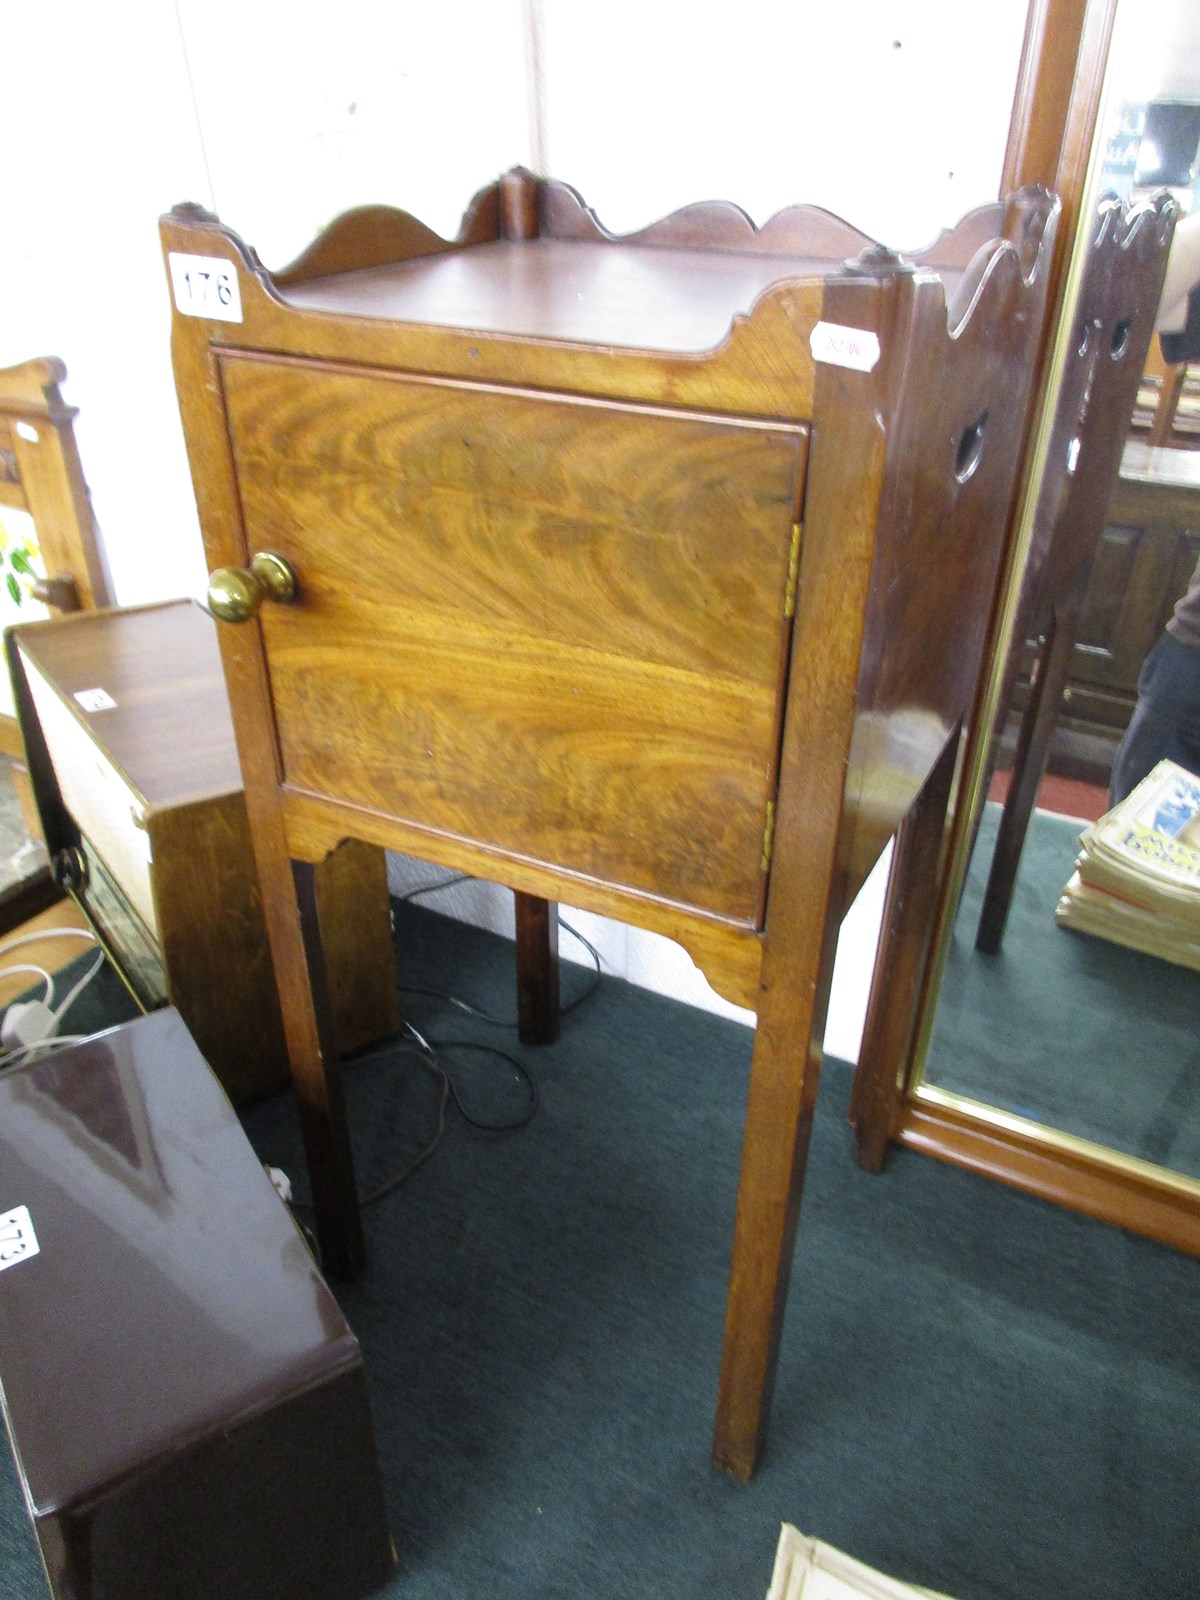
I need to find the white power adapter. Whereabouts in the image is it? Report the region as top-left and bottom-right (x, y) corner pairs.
(1, 1000), (60, 1052)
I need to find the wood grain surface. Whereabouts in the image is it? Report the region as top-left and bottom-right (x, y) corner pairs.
(11, 601), (397, 1103)
(222, 354), (805, 926)
(280, 237), (850, 356)
(14, 602), (245, 808)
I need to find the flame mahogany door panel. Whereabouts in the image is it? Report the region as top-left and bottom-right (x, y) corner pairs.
(220, 353), (806, 927)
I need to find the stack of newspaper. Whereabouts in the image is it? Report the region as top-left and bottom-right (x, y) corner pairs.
(1056, 759), (1200, 969)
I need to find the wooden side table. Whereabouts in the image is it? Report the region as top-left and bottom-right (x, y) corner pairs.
(162, 170), (1058, 1478)
(9, 600), (397, 1102)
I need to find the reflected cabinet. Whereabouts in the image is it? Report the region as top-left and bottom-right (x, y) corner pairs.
(852, 188), (1185, 1198)
(850, 0), (1200, 1257)
(1023, 449), (1200, 785)
(163, 170), (1056, 1478)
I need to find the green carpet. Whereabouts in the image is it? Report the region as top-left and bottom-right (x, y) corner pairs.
(2, 901), (1198, 1598)
(928, 803), (1200, 1176)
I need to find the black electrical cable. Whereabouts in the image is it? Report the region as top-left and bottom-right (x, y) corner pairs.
(397, 872), (473, 904)
(357, 1044), (451, 1206)
(286, 1023), (536, 1214)
(425, 1037), (539, 1131)
(396, 872), (604, 1023)
(286, 872), (590, 1218)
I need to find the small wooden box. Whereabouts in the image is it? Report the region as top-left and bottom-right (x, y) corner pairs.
(9, 600), (398, 1101)
(0, 1008), (394, 1600)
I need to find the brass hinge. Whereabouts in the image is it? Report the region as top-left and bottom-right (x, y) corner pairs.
(783, 521), (802, 619)
(760, 798), (777, 873)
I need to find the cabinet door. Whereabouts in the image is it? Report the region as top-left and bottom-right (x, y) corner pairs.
(221, 355), (806, 926)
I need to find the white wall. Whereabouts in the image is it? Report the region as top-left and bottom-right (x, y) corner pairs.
(533, 0), (1027, 248)
(1, 2), (212, 606)
(2, 0), (1029, 1054)
(172, 2), (532, 265)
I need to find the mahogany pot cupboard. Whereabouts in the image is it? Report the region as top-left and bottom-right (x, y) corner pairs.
(162, 169), (1058, 1479)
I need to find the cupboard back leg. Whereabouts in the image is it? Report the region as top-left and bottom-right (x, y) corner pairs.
(957, 617), (1030, 920)
(850, 731), (959, 1172)
(515, 892), (561, 1045)
(976, 607), (1075, 954)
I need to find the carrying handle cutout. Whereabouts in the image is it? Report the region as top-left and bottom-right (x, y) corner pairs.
(955, 411), (989, 484)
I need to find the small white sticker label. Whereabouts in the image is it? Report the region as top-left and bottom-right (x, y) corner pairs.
(168, 252), (243, 323)
(809, 321), (881, 373)
(14, 422), (39, 445)
(133, 818), (153, 865)
(0, 1205), (40, 1273)
(75, 687), (117, 713)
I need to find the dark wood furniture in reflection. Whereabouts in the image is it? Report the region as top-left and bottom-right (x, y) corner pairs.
(837, 0), (1200, 1259)
(1130, 284), (1200, 450)
(0, 359), (114, 927)
(972, 194), (1176, 952)
(1003, 444), (1200, 786)
(1137, 339), (1193, 447)
(8, 601), (397, 1102)
(851, 193), (1176, 1169)
(163, 170), (1057, 1479)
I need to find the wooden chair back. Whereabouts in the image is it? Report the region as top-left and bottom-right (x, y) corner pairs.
(0, 358), (113, 756)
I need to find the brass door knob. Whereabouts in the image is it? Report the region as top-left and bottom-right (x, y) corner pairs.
(207, 552), (297, 623)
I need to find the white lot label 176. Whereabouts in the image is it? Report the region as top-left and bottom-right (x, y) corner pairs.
(168, 253), (243, 323)
(809, 321), (881, 373)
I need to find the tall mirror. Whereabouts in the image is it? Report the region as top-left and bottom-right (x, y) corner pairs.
(899, 0), (1200, 1249)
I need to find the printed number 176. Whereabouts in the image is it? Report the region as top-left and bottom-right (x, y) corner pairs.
(183, 267), (233, 307)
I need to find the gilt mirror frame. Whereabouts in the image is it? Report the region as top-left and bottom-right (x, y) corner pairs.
(891, 0), (1200, 1256)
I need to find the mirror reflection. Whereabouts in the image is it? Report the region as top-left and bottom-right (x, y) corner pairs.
(921, 0), (1200, 1185)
